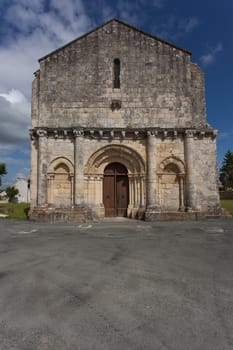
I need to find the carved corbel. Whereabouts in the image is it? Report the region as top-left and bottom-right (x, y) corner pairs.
(29, 129), (36, 140)
(73, 128), (84, 137)
(36, 129), (47, 137)
(110, 100), (121, 111)
(185, 129), (195, 138)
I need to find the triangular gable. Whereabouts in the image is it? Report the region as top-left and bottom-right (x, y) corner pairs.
(39, 18), (191, 62)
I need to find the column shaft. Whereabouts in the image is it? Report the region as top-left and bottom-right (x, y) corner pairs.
(184, 131), (196, 210)
(146, 132), (159, 208)
(74, 131), (85, 206)
(37, 131), (48, 206)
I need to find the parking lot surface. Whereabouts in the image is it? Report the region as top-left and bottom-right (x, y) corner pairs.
(0, 218), (233, 350)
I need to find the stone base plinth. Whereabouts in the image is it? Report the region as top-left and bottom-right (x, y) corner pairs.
(145, 206), (231, 221)
(30, 206), (88, 223)
(30, 205), (231, 223)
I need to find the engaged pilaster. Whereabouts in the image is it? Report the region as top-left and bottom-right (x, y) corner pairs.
(36, 129), (48, 206)
(184, 130), (196, 210)
(146, 131), (160, 210)
(73, 129), (85, 206)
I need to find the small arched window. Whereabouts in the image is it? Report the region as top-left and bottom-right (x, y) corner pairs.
(113, 58), (120, 89)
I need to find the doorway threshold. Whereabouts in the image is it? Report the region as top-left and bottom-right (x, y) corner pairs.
(103, 217), (134, 222)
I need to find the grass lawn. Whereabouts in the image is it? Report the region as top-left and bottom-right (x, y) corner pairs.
(0, 202), (30, 219)
(221, 200), (233, 216)
(0, 201), (232, 220)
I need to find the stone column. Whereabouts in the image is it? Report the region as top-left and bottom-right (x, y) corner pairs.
(74, 129), (85, 206)
(70, 175), (74, 206)
(184, 130), (196, 210)
(128, 175), (134, 210)
(37, 129), (48, 206)
(146, 131), (160, 210)
(96, 175), (104, 206)
(157, 174), (162, 207)
(140, 175), (145, 207)
(30, 130), (38, 208)
(179, 174), (185, 211)
(47, 174), (54, 206)
(133, 176), (137, 207)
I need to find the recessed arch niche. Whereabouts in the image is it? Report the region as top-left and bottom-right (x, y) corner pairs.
(47, 157), (74, 208)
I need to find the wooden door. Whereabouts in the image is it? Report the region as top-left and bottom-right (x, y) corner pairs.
(116, 175), (128, 216)
(103, 163), (129, 217)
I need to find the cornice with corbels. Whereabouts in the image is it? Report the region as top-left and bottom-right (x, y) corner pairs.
(30, 127), (218, 141)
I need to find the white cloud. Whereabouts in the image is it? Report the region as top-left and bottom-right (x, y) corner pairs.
(148, 0), (165, 8)
(218, 130), (233, 140)
(200, 44), (223, 66)
(154, 15), (199, 41)
(0, 89), (27, 104)
(182, 17), (199, 33)
(0, 0), (93, 147)
(0, 90), (30, 144)
(102, 4), (116, 21)
(0, 0), (96, 185)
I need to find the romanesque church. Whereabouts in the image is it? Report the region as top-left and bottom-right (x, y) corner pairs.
(30, 18), (221, 221)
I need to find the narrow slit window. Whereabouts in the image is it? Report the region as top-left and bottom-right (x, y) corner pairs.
(113, 58), (120, 89)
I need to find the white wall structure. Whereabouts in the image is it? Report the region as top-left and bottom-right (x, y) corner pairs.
(14, 178), (30, 203)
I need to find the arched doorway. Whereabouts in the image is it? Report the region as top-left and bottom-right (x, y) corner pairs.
(103, 163), (129, 217)
(84, 145), (146, 219)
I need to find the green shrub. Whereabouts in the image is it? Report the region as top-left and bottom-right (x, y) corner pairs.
(0, 203), (30, 219)
(221, 200), (233, 216)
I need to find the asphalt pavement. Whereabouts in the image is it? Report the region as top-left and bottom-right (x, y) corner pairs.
(0, 218), (233, 350)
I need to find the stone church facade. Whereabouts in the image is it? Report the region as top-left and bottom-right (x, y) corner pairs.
(30, 18), (222, 222)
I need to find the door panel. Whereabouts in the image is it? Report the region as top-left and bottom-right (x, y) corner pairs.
(103, 175), (115, 217)
(103, 163), (129, 217)
(116, 176), (129, 217)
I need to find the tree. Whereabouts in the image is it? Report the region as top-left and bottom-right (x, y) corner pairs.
(219, 150), (233, 190)
(0, 164), (7, 186)
(6, 186), (19, 203)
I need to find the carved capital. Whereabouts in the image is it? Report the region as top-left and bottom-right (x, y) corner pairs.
(185, 129), (195, 138)
(147, 130), (157, 137)
(29, 129), (36, 140)
(36, 129), (47, 137)
(73, 128), (84, 137)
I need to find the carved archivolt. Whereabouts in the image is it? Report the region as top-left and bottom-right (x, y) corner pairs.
(159, 156), (185, 174)
(48, 157), (74, 176)
(85, 145), (145, 175)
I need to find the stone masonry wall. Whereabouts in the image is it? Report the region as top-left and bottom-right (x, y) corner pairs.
(32, 20), (206, 129)
(190, 136), (220, 211)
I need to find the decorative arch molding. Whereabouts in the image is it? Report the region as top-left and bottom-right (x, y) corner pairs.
(48, 157), (74, 175)
(85, 144), (145, 175)
(47, 157), (74, 208)
(159, 156), (185, 174)
(158, 156), (185, 211)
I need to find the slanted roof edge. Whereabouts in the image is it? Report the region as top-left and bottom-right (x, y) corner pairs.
(38, 18), (191, 62)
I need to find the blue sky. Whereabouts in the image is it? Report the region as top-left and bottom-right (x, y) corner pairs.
(0, 0), (232, 187)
